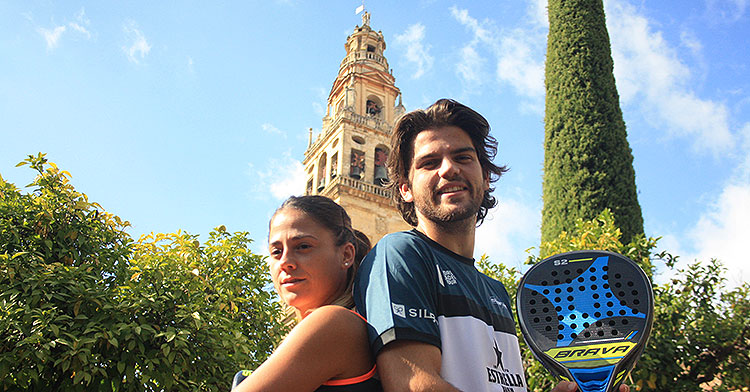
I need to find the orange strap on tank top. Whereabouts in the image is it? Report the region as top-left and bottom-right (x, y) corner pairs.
(320, 308), (375, 386)
(321, 365), (377, 386)
(348, 308), (368, 323)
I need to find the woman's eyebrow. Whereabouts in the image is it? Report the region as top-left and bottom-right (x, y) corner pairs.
(269, 233), (317, 246)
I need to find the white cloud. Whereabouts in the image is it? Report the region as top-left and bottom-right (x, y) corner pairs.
(679, 29), (703, 56)
(312, 87), (328, 117)
(69, 8), (91, 39)
(685, 123), (750, 287)
(261, 122), (285, 137)
(122, 21), (151, 64)
(528, 0), (549, 27)
(451, 7), (494, 43)
(38, 25), (66, 49)
(249, 151), (306, 200)
(606, 0), (734, 154)
(688, 182), (750, 286)
(394, 23), (434, 79)
(68, 22), (90, 38)
(450, 7), (545, 100)
(705, 0), (748, 23)
(36, 8), (92, 50)
(496, 34), (545, 97)
(736, 124), (750, 177)
(74, 8), (89, 23)
(456, 45), (485, 90)
(475, 194), (541, 270)
(269, 164), (306, 199)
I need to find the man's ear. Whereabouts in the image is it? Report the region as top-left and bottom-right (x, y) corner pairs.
(483, 170), (490, 191)
(399, 181), (414, 203)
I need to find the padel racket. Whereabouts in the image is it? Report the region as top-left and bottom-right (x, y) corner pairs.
(517, 250), (653, 392)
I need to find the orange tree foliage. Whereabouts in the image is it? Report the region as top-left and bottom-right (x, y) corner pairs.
(0, 154), (286, 391)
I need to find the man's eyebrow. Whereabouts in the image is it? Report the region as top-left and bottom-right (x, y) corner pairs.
(452, 146), (477, 155)
(415, 146), (477, 161)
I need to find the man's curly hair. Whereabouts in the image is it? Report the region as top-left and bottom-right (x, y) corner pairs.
(387, 98), (508, 227)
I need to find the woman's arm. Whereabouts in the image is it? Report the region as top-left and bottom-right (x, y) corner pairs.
(234, 305), (373, 392)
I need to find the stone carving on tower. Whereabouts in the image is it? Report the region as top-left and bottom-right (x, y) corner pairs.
(302, 11), (410, 244)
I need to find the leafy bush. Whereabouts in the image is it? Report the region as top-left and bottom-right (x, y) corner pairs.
(0, 154), (286, 391)
(479, 209), (750, 392)
(633, 256), (750, 392)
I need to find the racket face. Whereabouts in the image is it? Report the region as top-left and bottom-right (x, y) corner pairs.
(517, 251), (653, 392)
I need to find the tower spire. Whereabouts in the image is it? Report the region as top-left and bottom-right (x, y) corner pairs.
(301, 12), (409, 243)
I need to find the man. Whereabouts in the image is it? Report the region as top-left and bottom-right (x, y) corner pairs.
(354, 99), (629, 392)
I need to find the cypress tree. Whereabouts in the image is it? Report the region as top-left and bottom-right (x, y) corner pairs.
(541, 0), (644, 244)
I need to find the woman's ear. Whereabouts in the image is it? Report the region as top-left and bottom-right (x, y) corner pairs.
(341, 242), (356, 269)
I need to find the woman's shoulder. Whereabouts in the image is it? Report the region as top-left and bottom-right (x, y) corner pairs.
(290, 306), (373, 382)
(234, 305), (373, 392)
(293, 306), (369, 357)
(301, 305), (367, 333)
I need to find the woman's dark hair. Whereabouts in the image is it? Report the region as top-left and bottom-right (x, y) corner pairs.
(270, 195), (371, 310)
(387, 98), (509, 226)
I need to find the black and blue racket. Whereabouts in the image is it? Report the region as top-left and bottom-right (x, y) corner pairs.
(517, 250), (653, 392)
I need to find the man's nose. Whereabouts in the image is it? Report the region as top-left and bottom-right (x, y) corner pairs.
(438, 158), (459, 178)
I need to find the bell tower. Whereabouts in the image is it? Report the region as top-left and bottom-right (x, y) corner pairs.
(302, 11), (411, 243)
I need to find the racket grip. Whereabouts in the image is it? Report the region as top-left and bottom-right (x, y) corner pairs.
(231, 369), (252, 390)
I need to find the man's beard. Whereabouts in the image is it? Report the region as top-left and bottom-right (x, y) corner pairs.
(413, 182), (483, 231)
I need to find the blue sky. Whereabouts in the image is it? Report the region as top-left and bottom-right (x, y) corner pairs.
(2, 0), (748, 286)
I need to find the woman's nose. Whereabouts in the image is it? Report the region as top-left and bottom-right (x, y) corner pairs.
(279, 250), (296, 270)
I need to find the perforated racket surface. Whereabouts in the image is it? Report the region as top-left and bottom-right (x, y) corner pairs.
(517, 251), (653, 392)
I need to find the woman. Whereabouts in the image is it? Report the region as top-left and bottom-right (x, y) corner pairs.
(233, 195), (380, 392)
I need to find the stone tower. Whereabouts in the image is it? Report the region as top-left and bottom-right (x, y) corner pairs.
(302, 11), (411, 244)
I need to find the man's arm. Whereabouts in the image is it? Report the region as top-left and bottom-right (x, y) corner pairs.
(376, 342), (632, 392)
(377, 340), (460, 392)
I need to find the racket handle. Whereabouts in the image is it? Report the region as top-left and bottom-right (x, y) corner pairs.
(231, 369), (252, 390)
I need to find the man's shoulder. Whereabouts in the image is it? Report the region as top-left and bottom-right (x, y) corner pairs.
(371, 230), (436, 259)
(377, 230), (422, 247)
(361, 230), (436, 274)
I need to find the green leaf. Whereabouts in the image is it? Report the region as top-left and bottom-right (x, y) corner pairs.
(11, 251), (28, 259)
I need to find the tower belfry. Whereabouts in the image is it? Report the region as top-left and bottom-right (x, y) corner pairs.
(302, 11), (410, 243)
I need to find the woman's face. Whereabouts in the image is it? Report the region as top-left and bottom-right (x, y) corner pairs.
(268, 208), (354, 318)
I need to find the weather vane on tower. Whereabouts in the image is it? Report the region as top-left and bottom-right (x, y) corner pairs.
(355, 1), (369, 26)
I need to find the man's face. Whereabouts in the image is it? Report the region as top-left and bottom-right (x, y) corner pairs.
(399, 126), (489, 226)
